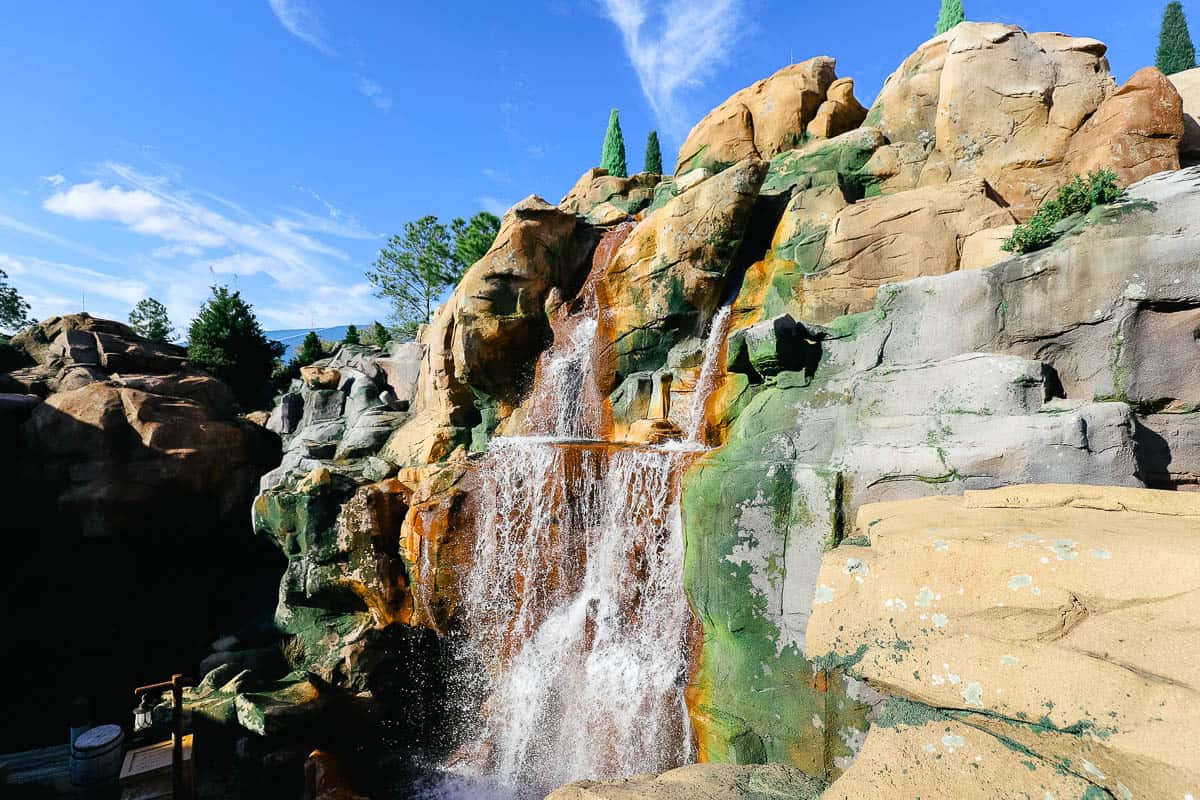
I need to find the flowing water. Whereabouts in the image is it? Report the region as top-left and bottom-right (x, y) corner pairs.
(438, 437), (694, 798)
(536, 318), (600, 439)
(682, 305), (733, 444)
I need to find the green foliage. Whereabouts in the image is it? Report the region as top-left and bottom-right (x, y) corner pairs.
(128, 297), (175, 342)
(0, 268), (31, 334)
(644, 130), (663, 174)
(342, 324), (360, 345)
(368, 215), (459, 338)
(297, 331), (324, 364)
(369, 321), (390, 348)
(187, 285), (285, 409)
(935, 0), (965, 34)
(1002, 170), (1123, 254)
(601, 108), (628, 178)
(450, 211), (501, 275)
(1157, 1), (1197, 75)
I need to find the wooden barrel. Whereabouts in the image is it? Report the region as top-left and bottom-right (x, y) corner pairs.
(70, 723), (124, 798)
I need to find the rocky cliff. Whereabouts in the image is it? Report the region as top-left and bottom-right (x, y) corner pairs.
(217, 21), (1200, 799)
(0, 314), (283, 751)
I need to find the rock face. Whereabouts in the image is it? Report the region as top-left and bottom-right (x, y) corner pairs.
(865, 23), (1180, 218)
(231, 22), (1199, 799)
(675, 58), (864, 174)
(545, 763), (826, 800)
(1170, 66), (1200, 160)
(807, 485), (1200, 799)
(681, 167), (1200, 779)
(0, 314), (282, 752)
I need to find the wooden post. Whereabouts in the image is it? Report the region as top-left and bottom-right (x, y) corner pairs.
(135, 673), (193, 798)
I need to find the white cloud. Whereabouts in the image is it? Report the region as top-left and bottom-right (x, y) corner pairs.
(601, 0), (743, 139)
(354, 75), (393, 112)
(41, 174), (65, 186)
(0, 253), (148, 321)
(482, 167), (514, 185)
(44, 180), (226, 247)
(477, 196), (513, 216)
(0, 210), (119, 263)
(267, 0), (336, 56)
(256, 282), (385, 329)
(42, 164), (353, 288)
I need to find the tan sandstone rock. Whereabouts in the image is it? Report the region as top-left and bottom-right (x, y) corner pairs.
(798, 178), (1015, 321)
(807, 484), (1200, 800)
(959, 224), (1017, 270)
(559, 168), (660, 224)
(384, 196), (582, 465)
(300, 365), (341, 389)
(675, 58), (837, 174)
(599, 158), (767, 386)
(866, 23), (1117, 218)
(1169, 66), (1200, 158)
(1064, 66), (1183, 185)
(807, 77), (867, 140)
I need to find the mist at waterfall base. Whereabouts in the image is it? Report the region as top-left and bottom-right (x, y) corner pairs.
(414, 290), (734, 797)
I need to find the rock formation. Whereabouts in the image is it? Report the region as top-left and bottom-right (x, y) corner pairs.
(0, 314), (282, 751)
(807, 485), (1200, 799)
(166, 19), (1200, 800)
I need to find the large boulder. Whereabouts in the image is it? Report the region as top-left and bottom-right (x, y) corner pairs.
(384, 196), (585, 465)
(559, 168), (660, 225)
(681, 167), (1200, 776)
(599, 158), (767, 386)
(807, 485), (1200, 799)
(865, 23), (1182, 219)
(675, 58), (861, 174)
(1169, 66), (1200, 160)
(1063, 66), (1184, 184)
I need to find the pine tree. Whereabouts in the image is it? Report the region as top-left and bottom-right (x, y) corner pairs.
(644, 131), (663, 174)
(367, 215), (458, 339)
(187, 285), (285, 409)
(128, 298), (175, 342)
(601, 109), (628, 178)
(0, 268), (31, 334)
(296, 331), (324, 365)
(369, 321), (390, 348)
(935, 0), (966, 35)
(450, 211), (501, 276)
(1157, 1), (1197, 75)
(342, 324), (361, 345)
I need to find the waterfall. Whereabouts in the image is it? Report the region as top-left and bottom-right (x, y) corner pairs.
(540, 318), (599, 439)
(682, 305), (733, 444)
(443, 437), (694, 798)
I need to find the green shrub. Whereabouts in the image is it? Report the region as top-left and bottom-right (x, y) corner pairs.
(1002, 170), (1123, 254)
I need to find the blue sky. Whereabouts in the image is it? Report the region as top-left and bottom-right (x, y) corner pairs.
(0, 0), (1178, 335)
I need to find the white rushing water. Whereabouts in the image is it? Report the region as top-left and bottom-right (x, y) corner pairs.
(683, 305), (733, 444)
(541, 318), (599, 439)
(446, 436), (693, 797)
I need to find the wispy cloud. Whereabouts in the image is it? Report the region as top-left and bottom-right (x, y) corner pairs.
(41, 164), (352, 288)
(354, 75), (393, 112)
(267, 0), (336, 56)
(601, 0), (743, 139)
(0, 253), (148, 318)
(477, 196), (513, 216)
(0, 209), (119, 263)
(40, 174), (65, 187)
(482, 167), (514, 185)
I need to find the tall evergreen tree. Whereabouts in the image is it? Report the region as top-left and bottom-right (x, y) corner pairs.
(342, 324), (361, 345)
(0, 268), (31, 334)
(600, 109), (628, 178)
(369, 321), (390, 348)
(187, 285), (285, 409)
(367, 215), (458, 339)
(644, 131), (663, 174)
(296, 330), (324, 365)
(935, 0), (966, 34)
(450, 211), (501, 276)
(128, 297), (175, 342)
(1157, 1), (1197, 75)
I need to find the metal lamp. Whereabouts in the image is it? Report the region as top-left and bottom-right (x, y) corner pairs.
(133, 692), (156, 732)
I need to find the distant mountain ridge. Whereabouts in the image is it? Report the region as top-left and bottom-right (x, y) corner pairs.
(266, 324), (371, 361)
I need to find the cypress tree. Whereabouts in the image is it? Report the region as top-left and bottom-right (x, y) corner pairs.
(369, 321), (390, 348)
(342, 324), (360, 345)
(935, 0), (966, 35)
(600, 109), (627, 178)
(1157, 1), (1197, 75)
(644, 131), (663, 174)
